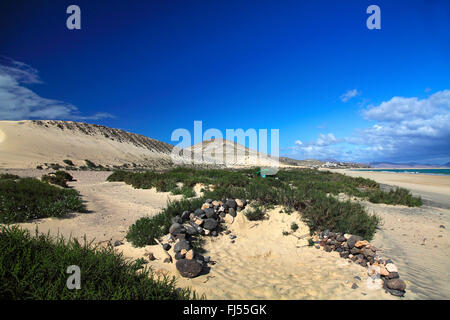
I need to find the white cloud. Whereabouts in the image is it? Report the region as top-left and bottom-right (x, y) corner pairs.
(0, 57), (114, 121)
(290, 90), (450, 163)
(340, 89), (360, 102)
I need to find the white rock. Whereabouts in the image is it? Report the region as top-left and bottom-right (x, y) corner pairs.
(344, 234), (352, 240)
(385, 263), (398, 273)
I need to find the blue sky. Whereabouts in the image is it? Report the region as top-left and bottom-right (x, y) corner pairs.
(0, 0), (449, 164)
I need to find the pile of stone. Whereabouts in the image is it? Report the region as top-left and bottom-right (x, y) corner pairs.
(162, 198), (247, 278)
(317, 230), (407, 297)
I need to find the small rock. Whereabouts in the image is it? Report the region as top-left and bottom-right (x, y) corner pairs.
(355, 240), (369, 248)
(387, 272), (400, 279)
(113, 240), (123, 247)
(174, 240), (191, 253)
(235, 199), (244, 208)
(351, 247), (361, 255)
(194, 208), (204, 216)
(324, 245), (332, 252)
(204, 207), (216, 218)
(439, 225), (445, 229)
(351, 283), (358, 289)
(204, 256), (211, 263)
(385, 263), (398, 273)
(171, 215), (182, 224)
(344, 233), (351, 240)
(201, 203), (211, 210)
(169, 223), (184, 235)
(203, 218), (218, 230)
(181, 211), (190, 220)
(176, 259), (203, 278)
(195, 218), (204, 226)
(175, 252), (185, 260)
(180, 249), (187, 255)
(211, 230), (218, 237)
(386, 288), (405, 297)
(354, 276), (361, 281)
(205, 199), (213, 204)
(386, 278), (406, 291)
(379, 265), (390, 276)
(226, 199), (237, 209)
(163, 257), (172, 263)
(147, 252), (156, 261)
(162, 243), (171, 251)
(347, 235), (363, 249)
(228, 207), (237, 217)
(229, 234), (236, 239)
(185, 249), (195, 260)
(204, 229), (210, 236)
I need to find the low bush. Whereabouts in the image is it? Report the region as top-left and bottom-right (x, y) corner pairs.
(126, 197), (206, 247)
(0, 226), (198, 299)
(0, 174), (20, 180)
(0, 178), (85, 223)
(368, 187), (422, 207)
(63, 159), (75, 166)
(244, 205), (266, 221)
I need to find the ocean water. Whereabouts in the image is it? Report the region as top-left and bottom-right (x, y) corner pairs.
(353, 168), (450, 175)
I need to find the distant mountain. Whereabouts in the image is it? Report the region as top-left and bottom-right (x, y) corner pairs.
(370, 161), (449, 168)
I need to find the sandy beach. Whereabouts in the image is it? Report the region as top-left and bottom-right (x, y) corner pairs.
(1, 168), (448, 299)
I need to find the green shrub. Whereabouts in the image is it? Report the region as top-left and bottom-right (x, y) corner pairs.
(290, 222), (299, 232)
(54, 170), (74, 182)
(308, 238), (314, 246)
(63, 159), (75, 166)
(0, 174), (20, 180)
(368, 187), (422, 207)
(244, 205), (266, 221)
(0, 178), (85, 223)
(126, 197), (205, 247)
(85, 159), (97, 169)
(41, 174), (68, 188)
(0, 226), (198, 299)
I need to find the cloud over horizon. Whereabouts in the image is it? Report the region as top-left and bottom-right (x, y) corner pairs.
(0, 57), (114, 121)
(290, 90), (450, 164)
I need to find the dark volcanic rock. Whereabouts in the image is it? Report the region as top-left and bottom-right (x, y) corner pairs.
(203, 218), (218, 230)
(176, 259), (203, 278)
(163, 243), (171, 251)
(204, 207), (216, 218)
(194, 208), (204, 217)
(205, 199), (213, 204)
(387, 272), (400, 279)
(226, 199), (237, 209)
(340, 251), (349, 258)
(324, 245), (332, 252)
(347, 235), (363, 249)
(336, 235), (346, 242)
(228, 208), (237, 217)
(181, 211), (190, 221)
(363, 247), (375, 258)
(184, 224), (198, 235)
(386, 279), (406, 291)
(175, 252), (185, 260)
(386, 288), (405, 297)
(351, 247), (361, 255)
(171, 215), (182, 224)
(174, 240), (191, 253)
(169, 223), (184, 235)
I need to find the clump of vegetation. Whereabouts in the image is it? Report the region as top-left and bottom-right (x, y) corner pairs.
(0, 173), (20, 180)
(36, 165), (43, 170)
(126, 197), (205, 246)
(282, 231), (289, 236)
(110, 167), (421, 244)
(85, 159), (97, 169)
(63, 159), (75, 166)
(290, 222), (299, 232)
(0, 226), (198, 299)
(0, 177), (85, 223)
(368, 187), (422, 207)
(244, 205), (266, 221)
(41, 171), (74, 188)
(49, 163), (63, 170)
(308, 238), (315, 246)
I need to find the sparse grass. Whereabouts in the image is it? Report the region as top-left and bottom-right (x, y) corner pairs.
(110, 167), (421, 244)
(368, 187), (422, 207)
(0, 225), (198, 299)
(63, 159), (75, 166)
(290, 222), (299, 232)
(0, 174), (20, 180)
(244, 205), (266, 221)
(126, 197), (205, 247)
(0, 177), (85, 223)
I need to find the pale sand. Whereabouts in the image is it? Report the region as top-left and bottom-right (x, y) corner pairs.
(2, 169), (448, 299)
(330, 169), (450, 299)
